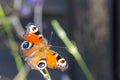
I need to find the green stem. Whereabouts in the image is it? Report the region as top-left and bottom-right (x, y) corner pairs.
(0, 5), (26, 80)
(39, 68), (52, 80)
(51, 20), (94, 80)
(44, 68), (51, 77)
(6, 29), (26, 80)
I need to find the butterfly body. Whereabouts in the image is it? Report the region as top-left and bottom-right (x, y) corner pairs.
(21, 23), (68, 71)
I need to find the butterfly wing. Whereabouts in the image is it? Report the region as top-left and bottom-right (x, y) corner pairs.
(24, 24), (44, 44)
(21, 41), (47, 70)
(46, 50), (68, 71)
(21, 23), (68, 71)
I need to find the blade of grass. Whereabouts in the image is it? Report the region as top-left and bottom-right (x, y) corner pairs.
(51, 20), (94, 80)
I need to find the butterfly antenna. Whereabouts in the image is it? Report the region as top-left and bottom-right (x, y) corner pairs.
(48, 32), (66, 49)
(48, 32), (53, 45)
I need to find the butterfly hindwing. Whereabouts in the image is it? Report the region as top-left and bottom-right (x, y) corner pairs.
(46, 50), (68, 71)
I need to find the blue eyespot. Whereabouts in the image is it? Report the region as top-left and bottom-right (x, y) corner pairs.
(23, 42), (29, 48)
(21, 41), (32, 49)
(37, 60), (47, 70)
(38, 62), (45, 68)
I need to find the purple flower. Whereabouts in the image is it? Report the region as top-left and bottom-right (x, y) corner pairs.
(20, 5), (32, 16)
(27, 0), (45, 7)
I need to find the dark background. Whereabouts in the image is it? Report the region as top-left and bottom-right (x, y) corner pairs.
(0, 0), (119, 80)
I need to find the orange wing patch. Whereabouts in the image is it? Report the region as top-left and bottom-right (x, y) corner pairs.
(46, 50), (68, 71)
(46, 50), (58, 68)
(25, 33), (43, 44)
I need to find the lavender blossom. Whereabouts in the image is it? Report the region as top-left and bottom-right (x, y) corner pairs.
(27, 0), (45, 7)
(20, 5), (32, 16)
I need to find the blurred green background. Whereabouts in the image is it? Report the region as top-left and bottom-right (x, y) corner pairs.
(0, 0), (117, 80)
